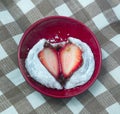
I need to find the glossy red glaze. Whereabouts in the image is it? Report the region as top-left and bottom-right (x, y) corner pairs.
(18, 16), (102, 98)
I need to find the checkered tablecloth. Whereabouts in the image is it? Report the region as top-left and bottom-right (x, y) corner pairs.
(0, 0), (120, 113)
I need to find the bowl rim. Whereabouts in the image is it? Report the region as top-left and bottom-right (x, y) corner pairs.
(18, 16), (102, 98)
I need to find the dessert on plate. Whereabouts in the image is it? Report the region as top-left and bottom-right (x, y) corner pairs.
(25, 37), (95, 89)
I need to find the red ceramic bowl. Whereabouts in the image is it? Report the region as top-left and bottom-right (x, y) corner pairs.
(18, 16), (102, 98)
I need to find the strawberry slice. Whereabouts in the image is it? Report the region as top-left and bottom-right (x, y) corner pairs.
(38, 47), (59, 79)
(60, 43), (83, 78)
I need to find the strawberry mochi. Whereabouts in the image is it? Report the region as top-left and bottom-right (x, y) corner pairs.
(25, 37), (95, 89)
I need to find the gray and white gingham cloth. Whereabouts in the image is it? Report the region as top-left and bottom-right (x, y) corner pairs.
(0, 0), (120, 113)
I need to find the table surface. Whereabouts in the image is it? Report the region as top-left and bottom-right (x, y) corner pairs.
(0, 0), (120, 114)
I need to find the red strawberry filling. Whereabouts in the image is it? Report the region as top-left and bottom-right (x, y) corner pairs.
(38, 41), (83, 85)
(38, 47), (59, 79)
(60, 43), (83, 78)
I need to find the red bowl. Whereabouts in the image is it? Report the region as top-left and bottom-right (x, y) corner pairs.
(18, 16), (102, 98)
